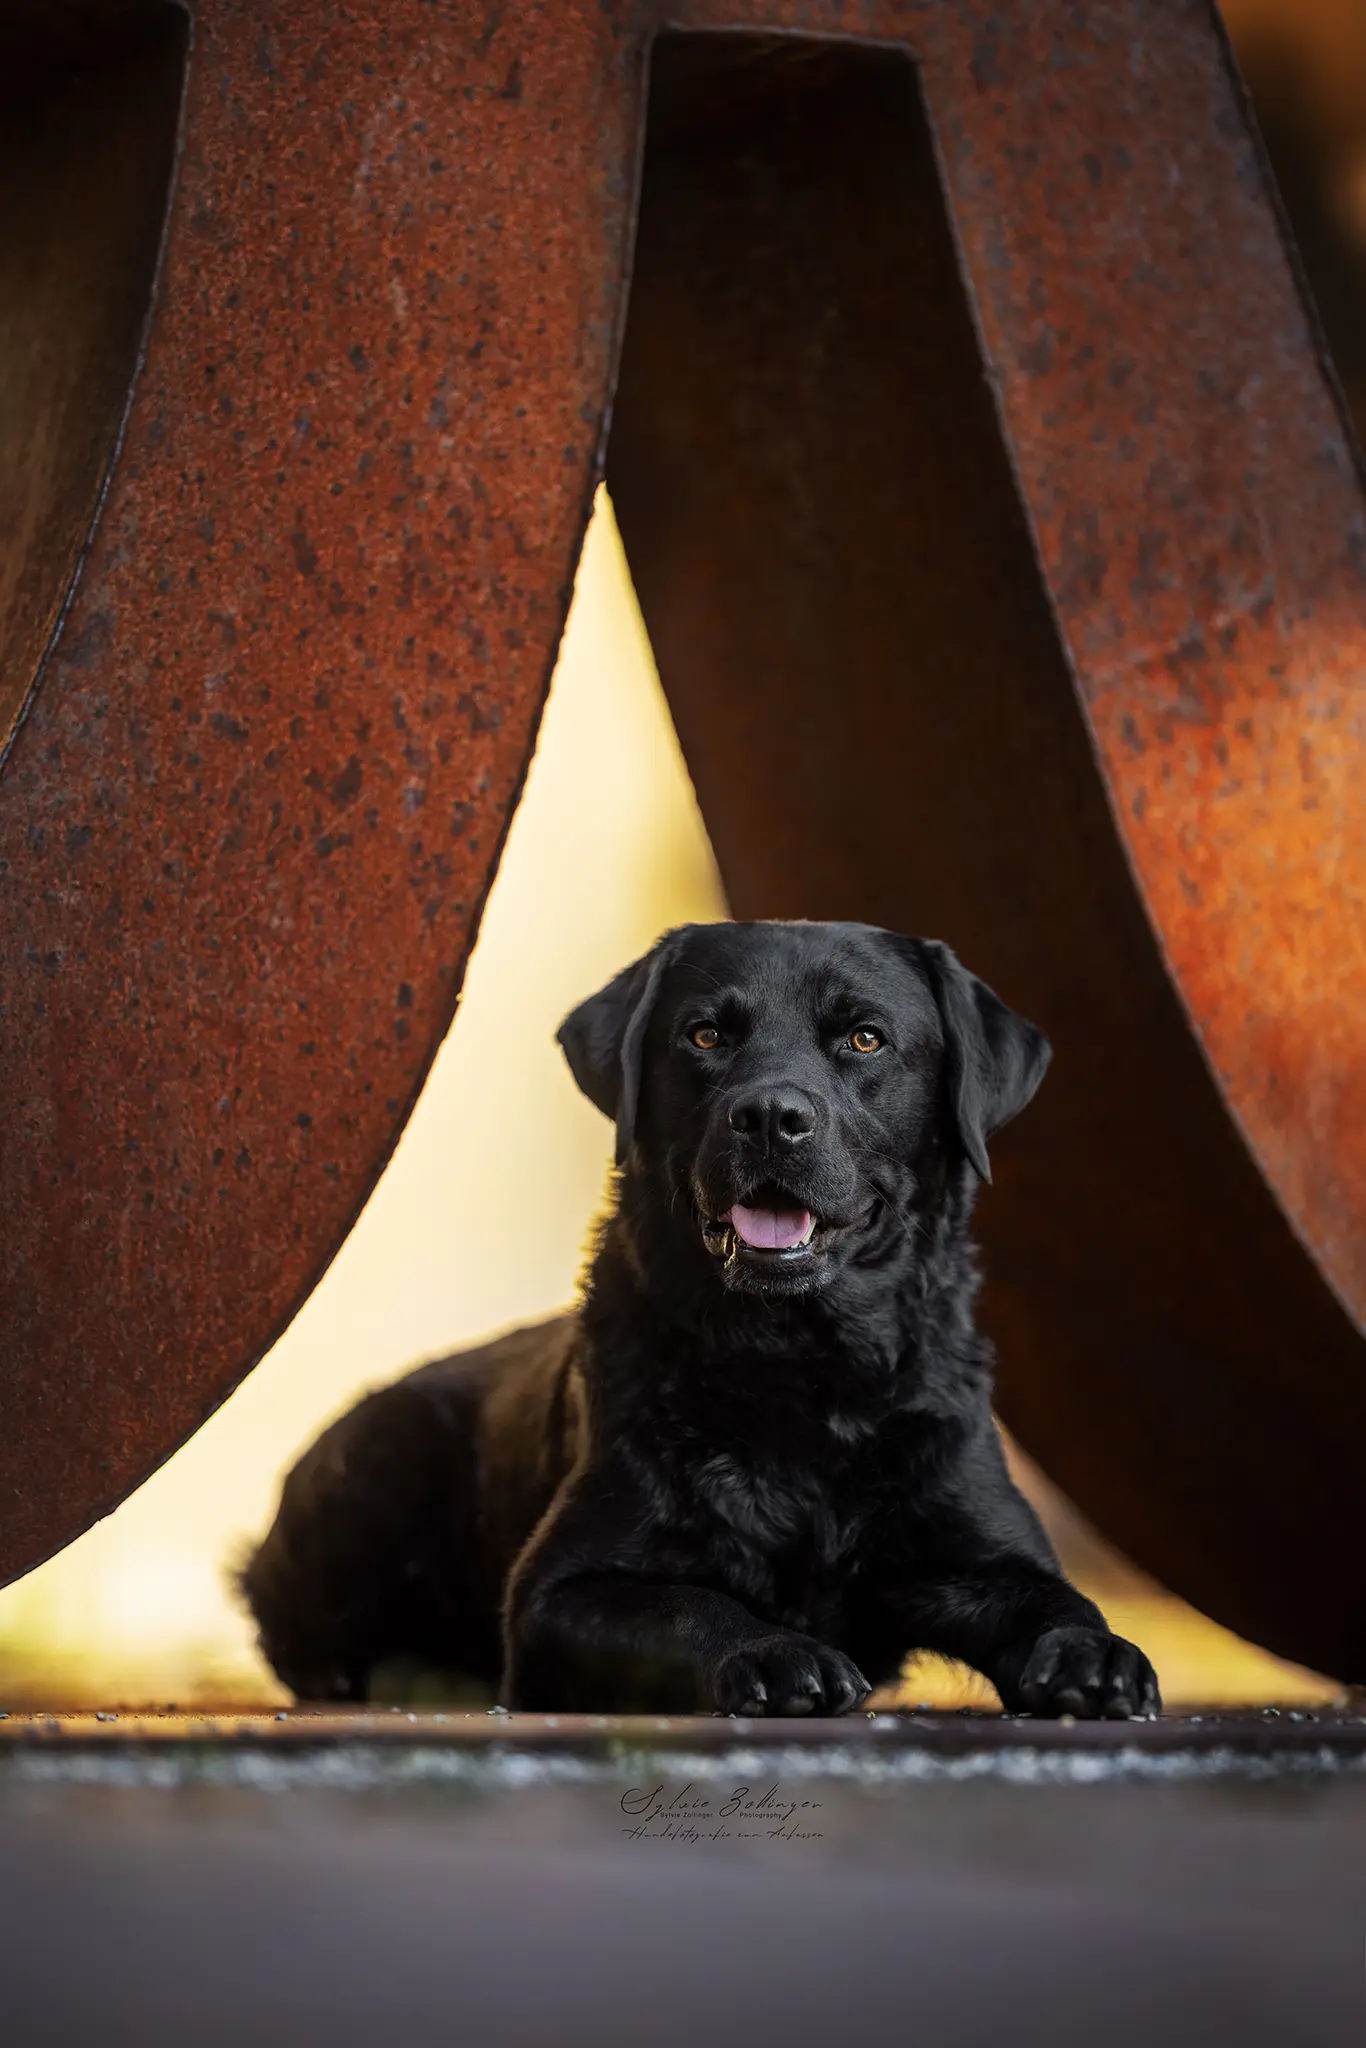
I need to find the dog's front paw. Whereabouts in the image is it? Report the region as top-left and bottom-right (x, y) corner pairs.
(711, 1633), (871, 1717)
(1015, 1626), (1160, 1720)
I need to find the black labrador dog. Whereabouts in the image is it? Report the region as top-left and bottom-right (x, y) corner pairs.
(244, 920), (1159, 1719)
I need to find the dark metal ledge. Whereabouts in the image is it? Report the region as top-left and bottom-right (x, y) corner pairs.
(3, 1706), (1365, 1786)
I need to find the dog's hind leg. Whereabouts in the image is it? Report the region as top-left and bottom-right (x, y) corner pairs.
(240, 1372), (500, 1704)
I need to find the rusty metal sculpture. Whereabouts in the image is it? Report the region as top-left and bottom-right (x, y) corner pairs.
(2, 0), (1364, 1679)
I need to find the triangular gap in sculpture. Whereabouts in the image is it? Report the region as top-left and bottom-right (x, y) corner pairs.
(1, 4), (1364, 1686)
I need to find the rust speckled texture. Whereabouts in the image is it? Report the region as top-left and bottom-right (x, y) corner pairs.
(3, 0), (1366, 1680)
(0, 0), (640, 1582)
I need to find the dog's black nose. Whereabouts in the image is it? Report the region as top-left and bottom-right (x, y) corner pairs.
(727, 1085), (817, 1148)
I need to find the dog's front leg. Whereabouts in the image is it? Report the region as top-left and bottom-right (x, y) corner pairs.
(504, 1469), (871, 1714)
(504, 1504), (869, 1717)
(863, 1562), (1160, 1720)
(507, 1569), (870, 1715)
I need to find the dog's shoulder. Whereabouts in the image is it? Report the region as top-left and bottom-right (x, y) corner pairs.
(400, 1311), (575, 1406)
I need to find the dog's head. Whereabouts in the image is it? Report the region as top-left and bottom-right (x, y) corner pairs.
(559, 920), (1049, 1298)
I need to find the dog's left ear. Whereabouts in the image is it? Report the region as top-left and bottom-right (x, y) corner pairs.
(911, 938), (1051, 1183)
(557, 933), (680, 1166)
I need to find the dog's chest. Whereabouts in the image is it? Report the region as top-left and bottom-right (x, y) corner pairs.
(683, 1425), (875, 1620)
(646, 1347), (905, 1622)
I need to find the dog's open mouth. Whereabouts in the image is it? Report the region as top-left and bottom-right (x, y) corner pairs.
(699, 1194), (820, 1265)
(729, 1202), (816, 1252)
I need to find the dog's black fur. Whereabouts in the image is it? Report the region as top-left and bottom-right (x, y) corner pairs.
(243, 920), (1159, 1718)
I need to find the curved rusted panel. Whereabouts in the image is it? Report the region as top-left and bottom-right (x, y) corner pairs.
(0, 0), (640, 1586)
(3, 0), (1365, 1680)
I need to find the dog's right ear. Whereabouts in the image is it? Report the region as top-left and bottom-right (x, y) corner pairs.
(557, 933), (680, 1166)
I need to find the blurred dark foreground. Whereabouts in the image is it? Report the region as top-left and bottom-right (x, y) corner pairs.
(3, 1718), (1366, 2048)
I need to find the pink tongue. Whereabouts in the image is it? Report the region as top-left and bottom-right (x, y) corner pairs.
(727, 1203), (813, 1251)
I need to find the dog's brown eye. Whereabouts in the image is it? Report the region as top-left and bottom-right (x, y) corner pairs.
(850, 1027), (883, 1053)
(691, 1024), (721, 1050)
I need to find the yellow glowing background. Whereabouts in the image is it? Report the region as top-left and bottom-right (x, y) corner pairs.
(0, 494), (1340, 1712)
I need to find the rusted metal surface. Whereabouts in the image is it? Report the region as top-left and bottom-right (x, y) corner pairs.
(3, 1), (1366, 1678)
(0, 0), (639, 1585)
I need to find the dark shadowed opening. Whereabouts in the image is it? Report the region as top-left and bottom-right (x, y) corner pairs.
(0, 0), (187, 762)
